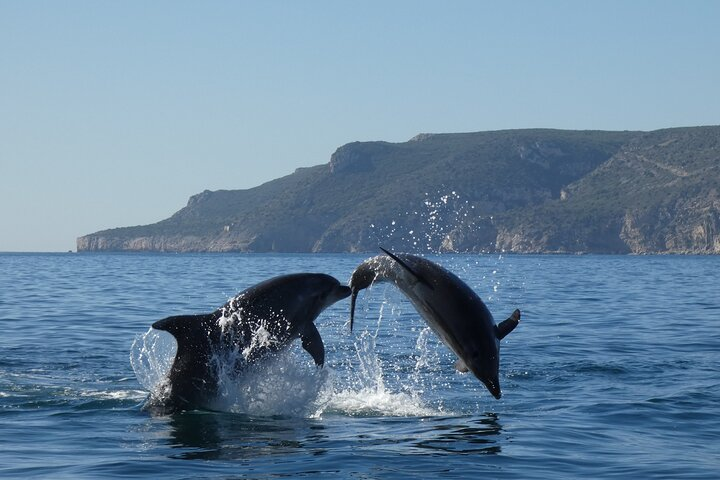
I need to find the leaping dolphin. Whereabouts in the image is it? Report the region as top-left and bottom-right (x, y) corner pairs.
(349, 248), (520, 399)
(150, 273), (351, 412)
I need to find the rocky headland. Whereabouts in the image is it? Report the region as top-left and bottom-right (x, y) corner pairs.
(77, 127), (720, 254)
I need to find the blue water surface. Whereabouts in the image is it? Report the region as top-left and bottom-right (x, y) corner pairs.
(0, 253), (718, 479)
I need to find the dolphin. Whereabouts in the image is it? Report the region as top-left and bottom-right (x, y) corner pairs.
(150, 273), (351, 412)
(349, 248), (520, 399)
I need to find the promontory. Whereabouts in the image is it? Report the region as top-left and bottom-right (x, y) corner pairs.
(77, 127), (720, 254)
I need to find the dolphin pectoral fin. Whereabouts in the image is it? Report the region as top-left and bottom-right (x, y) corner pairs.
(454, 358), (470, 373)
(496, 309), (521, 340)
(301, 322), (325, 367)
(379, 247), (434, 290)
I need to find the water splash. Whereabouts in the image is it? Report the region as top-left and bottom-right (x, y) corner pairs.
(130, 328), (176, 393)
(322, 328), (441, 418)
(325, 292), (452, 418)
(369, 190), (484, 253)
(212, 347), (331, 418)
(130, 307), (450, 418)
(130, 324), (329, 416)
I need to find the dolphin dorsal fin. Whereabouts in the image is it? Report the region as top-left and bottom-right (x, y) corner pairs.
(300, 322), (325, 367)
(496, 309), (521, 340)
(379, 247), (434, 290)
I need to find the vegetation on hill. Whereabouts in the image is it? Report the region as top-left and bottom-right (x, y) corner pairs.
(492, 127), (720, 253)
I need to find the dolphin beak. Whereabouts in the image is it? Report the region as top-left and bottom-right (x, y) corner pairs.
(350, 288), (358, 331)
(334, 285), (352, 301)
(483, 377), (502, 399)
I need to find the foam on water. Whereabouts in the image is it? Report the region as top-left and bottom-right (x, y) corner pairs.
(79, 389), (148, 401)
(324, 385), (437, 417)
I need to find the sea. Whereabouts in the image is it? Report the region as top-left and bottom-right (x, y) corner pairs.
(0, 252), (718, 479)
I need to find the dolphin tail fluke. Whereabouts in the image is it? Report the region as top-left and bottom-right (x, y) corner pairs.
(496, 309), (521, 340)
(300, 322), (325, 367)
(379, 247), (434, 290)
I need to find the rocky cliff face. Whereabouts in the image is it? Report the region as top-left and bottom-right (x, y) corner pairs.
(77, 127), (719, 254)
(485, 127), (720, 254)
(76, 232), (253, 252)
(620, 196), (720, 254)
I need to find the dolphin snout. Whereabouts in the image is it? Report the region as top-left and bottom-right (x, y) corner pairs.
(333, 285), (352, 301)
(482, 377), (502, 399)
(349, 287), (359, 331)
(321, 284), (351, 311)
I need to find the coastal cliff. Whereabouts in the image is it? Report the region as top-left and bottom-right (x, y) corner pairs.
(78, 127), (720, 254)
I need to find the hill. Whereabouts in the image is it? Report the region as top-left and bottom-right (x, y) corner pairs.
(77, 127), (720, 254)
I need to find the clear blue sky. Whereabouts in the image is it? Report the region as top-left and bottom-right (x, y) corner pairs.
(2, 1), (719, 252)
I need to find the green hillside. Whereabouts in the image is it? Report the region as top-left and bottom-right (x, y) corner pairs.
(77, 127), (719, 254)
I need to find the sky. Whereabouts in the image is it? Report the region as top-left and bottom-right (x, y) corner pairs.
(2, 1), (719, 252)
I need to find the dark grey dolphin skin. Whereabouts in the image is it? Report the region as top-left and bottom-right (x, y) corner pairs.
(349, 248), (520, 399)
(151, 273), (351, 412)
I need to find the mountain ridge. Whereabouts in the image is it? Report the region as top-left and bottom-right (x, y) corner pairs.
(77, 127), (720, 254)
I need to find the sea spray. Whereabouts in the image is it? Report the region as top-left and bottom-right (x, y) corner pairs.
(326, 289), (450, 417)
(130, 325), (331, 416)
(130, 327), (176, 397)
(130, 298), (448, 418)
(322, 326), (441, 418)
(368, 190), (482, 253)
(211, 346), (331, 417)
